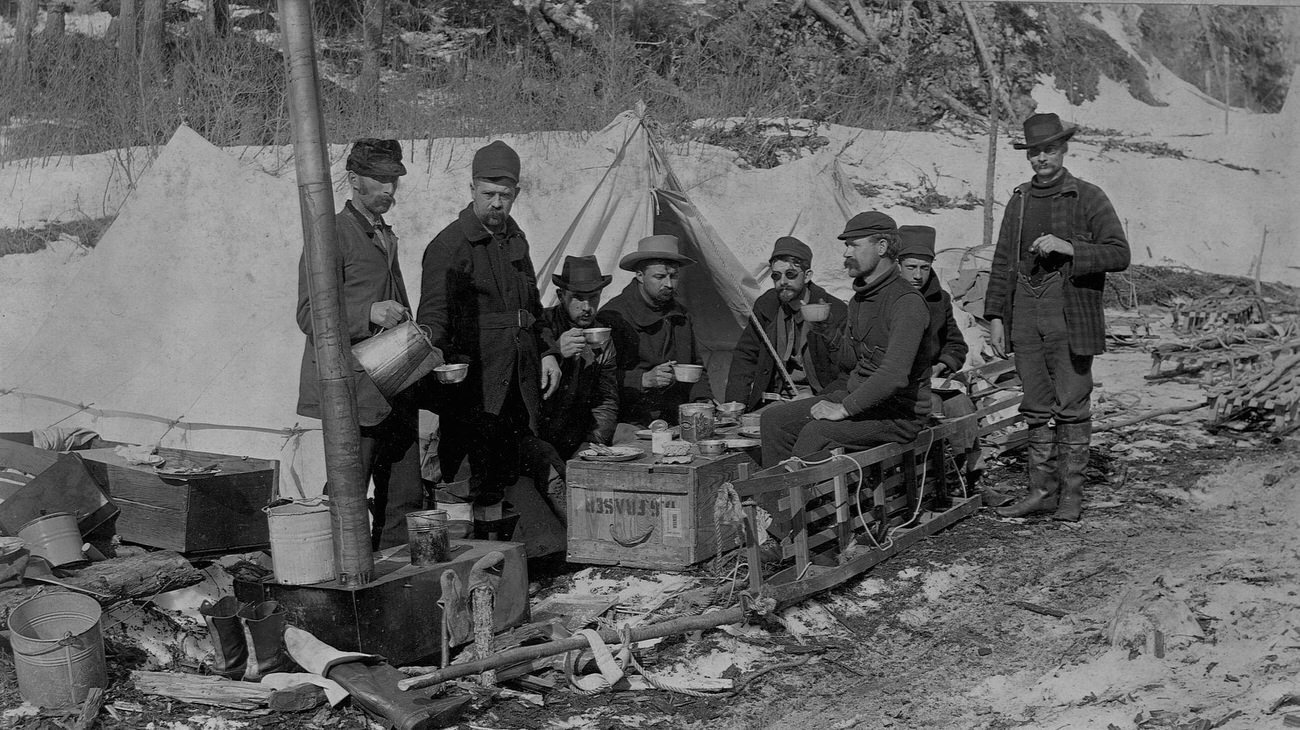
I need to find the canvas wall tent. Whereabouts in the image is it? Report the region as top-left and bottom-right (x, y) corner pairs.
(0, 109), (881, 497)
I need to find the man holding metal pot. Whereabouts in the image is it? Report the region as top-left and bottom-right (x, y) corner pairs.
(295, 138), (430, 550)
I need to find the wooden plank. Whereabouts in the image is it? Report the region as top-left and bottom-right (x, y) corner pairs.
(789, 481), (809, 578)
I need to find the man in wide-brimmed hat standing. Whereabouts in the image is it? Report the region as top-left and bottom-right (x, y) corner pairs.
(725, 235), (847, 411)
(985, 113), (1130, 522)
(296, 138), (433, 550)
(417, 140), (562, 509)
(597, 234), (714, 428)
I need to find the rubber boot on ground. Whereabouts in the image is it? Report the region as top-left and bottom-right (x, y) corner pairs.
(1053, 421), (1091, 522)
(239, 600), (290, 680)
(995, 425), (1060, 518)
(199, 596), (249, 679)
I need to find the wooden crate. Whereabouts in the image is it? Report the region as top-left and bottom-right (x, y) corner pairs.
(566, 442), (748, 570)
(78, 446), (276, 554)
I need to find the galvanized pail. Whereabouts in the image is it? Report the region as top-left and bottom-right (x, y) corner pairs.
(7, 592), (107, 707)
(351, 319), (442, 401)
(678, 403), (716, 443)
(265, 500), (336, 585)
(18, 512), (84, 567)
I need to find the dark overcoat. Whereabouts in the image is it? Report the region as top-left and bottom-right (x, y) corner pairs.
(537, 305), (620, 456)
(919, 272), (968, 373)
(416, 205), (553, 428)
(296, 202), (415, 427)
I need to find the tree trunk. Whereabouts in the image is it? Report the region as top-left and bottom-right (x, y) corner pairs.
(140, 0), (166, 79)
(206, 0), (230, 36)
(802, 0), (872, 47)
(360, 0), (386, 101)
(11, 0), (38, 83)
(119, 0), (139, 80)
(280, 0), (374, 586)
(45, 3), (67, 38)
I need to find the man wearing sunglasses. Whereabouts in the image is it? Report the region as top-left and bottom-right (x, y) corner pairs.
(984, 113), (1130, 522)
(724, 236), (846, 411)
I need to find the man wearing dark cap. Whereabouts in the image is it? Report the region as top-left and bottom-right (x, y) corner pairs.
(985, 112), (1129, 522)
(896, 224), (988, 491)
(417, 140), (562, 508)
(759, 211), (932, 467)
(725, 236), (847, 411)
(597, 234), (713, 428)
(296, 138), (431, 550)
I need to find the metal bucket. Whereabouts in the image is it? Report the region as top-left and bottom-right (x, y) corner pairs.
(352, 319), (442, 401)
(678, 403), (716, 443)
(18, 512), (84, 567)
(265, 500), (336, 585)
(7, 592), (107, 707)
(406, 509), (449, 566)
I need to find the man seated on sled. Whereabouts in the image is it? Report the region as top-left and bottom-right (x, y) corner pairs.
(724, 236), (847, 412)
(759, 212), (932, 468)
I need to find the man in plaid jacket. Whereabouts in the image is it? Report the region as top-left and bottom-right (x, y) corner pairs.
(984, 113), (1130, 522)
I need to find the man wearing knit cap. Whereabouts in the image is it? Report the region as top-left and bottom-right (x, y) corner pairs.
(759, 211), (932, 468)
(417, 140), (562, 509)
(597, 234), (714, 428)
(297, 138), (433, 550)
(896, 224), (988, 490)
(985, 112), (1129, 522)
(724, 236), (847, 411)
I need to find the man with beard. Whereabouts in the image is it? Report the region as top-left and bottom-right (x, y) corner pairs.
(759, 212), (931, 468)
(597, 234), (713, 429)
(536, 255), (620, 458)
(985, 113), (1129, 522)
(725, 236), (847, 411)
(417, 140), (562, 509)
(296, 138), (433, 550)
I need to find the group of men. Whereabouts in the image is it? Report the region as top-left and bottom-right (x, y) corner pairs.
(297, 110), (1129, 548)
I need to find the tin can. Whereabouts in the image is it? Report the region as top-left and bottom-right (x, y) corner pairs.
(678, 403), (716, 443)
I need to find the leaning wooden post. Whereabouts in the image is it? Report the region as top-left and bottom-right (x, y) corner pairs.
(280, 0), (374, 585)
(961, 2), (1007, 251)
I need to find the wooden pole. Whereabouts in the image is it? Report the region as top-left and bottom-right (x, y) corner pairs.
(280, 0), (374, 585)
(959, 2), (1006, 251)
(959, 3), (1015, 121)
(1222, 44), (1230, 135)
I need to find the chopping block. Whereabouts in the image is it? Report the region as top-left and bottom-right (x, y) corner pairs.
(234, 539), (529, 666)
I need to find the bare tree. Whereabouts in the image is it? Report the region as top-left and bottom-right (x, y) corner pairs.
(120, 0), (139, 79)
(11, 0), (38, 82)
(45, 2), (69, 38)
(141, 0), (166, 78)
(360, 0), (387, 100)
(205, 0), (230, 36)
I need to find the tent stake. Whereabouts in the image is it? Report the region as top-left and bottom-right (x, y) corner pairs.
(280, 0), (373, 584)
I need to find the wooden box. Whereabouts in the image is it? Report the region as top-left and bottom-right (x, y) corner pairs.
(566, 441), (749, 570)
(78, 446), (276, 554)
(234, 540), (529, 665)
(0, 437), (118, 537)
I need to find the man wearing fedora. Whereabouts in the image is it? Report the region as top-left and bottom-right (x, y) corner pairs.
(536, 255), (620, 459)
(760, 212), (932, 467)
(597, 234), (713, 429)
(417, 140), (562, 509)
(985, 112), (1129, 522)
(296, 138), (430, 550)
(725, 235), (847, 411)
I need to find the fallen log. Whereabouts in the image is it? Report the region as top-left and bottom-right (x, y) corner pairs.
(1008, 600), (1068, 619)
(1094, 402), (1208, 433)
(0, 550), (204, 622)
(132, 671), (272, 710)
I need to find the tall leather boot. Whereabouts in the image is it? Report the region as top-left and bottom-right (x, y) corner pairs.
(239, 601), (290, 680)
(199, 596), (249, 679)
(1053, 421), (1091, 522)
(995, 424), (1060, 518)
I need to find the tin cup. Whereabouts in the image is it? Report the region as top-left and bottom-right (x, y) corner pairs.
(678, 402), (716, 443)
(406, 509), (449, 566)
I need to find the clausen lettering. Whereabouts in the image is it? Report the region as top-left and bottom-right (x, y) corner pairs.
(583, 495), (676, 516)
